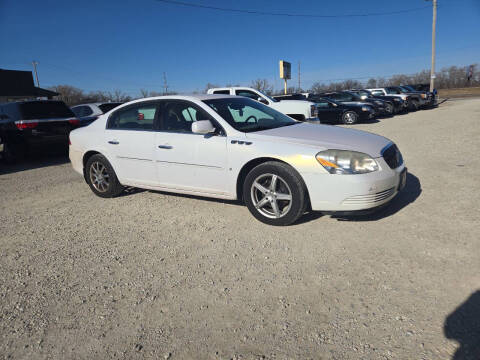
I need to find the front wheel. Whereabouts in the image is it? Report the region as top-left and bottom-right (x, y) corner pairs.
(243, 161), (308, 226)
(85, 154), (124, 198)
(385, 103), (394, 115)
(342, 111), (358, 125)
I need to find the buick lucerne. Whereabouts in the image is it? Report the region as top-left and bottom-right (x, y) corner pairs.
(69, 95), (407, 225)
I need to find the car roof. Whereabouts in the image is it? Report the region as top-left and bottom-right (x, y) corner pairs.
(72, 102), (123, 107)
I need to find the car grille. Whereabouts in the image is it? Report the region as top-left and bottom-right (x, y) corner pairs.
(382, 143), (403, 169)
(342, 187), (396, 206)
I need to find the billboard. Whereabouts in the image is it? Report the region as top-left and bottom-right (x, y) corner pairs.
(279, 60), (291, 80)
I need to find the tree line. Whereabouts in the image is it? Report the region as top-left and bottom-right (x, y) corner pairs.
(49, 63), (478, 105)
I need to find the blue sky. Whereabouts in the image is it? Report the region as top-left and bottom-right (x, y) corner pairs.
(1, 0), (478, 96)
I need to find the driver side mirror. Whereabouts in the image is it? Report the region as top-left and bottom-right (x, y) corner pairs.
(257, 97), (269, 105)
(192, 120), (215, 134)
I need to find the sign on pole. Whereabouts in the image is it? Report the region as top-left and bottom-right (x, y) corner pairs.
(279, 60), (291, 94)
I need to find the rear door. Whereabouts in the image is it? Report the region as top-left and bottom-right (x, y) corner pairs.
(154, 100), (228, 194)
(104, 102), (158, 185)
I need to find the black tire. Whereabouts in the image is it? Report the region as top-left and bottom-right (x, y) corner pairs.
(85, 154), (124, 198)
(243, 161), (308, 226)
(342, 111), (358, 125)
(409, 99), (419, 111)
(385, 103), (394, 115)
(2, 141), (26, 164)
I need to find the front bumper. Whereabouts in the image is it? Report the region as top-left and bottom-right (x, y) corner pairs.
(302, 157), (406, 211)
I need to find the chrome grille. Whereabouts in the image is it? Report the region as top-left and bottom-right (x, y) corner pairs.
(342, 187), (396, 206)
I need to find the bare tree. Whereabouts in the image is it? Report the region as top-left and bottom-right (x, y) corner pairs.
(251, 79), (273, 94)
(204, 83), (219, 93)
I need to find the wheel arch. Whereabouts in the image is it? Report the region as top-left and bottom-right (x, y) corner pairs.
(82, 150), (101, 181)
(236, 157), (310, 208)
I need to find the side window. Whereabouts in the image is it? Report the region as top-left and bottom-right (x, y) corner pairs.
(372, 90), (384, 96)
(71, 106), (84, 117)
(107, 103), (157, 130)
(213, 90), (230, 95)
(159, 101), (213, 133)
(316, 101), (329, 108)
(235, 90), (260, 101)
(83, 106), (93, 116)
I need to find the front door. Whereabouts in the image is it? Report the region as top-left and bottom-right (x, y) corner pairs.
(154, 100), (228, 195)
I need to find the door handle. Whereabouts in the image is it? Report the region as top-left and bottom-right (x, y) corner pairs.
(108, 140), (119, 145)
(158, 145), (173, 149)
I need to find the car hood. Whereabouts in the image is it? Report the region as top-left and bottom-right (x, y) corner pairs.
(277, 99), (314, 105)
(245, 123), (391, 158)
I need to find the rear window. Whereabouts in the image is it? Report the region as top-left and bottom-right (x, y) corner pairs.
(19, 101), (74, 120)
(98, 103), (123, 113)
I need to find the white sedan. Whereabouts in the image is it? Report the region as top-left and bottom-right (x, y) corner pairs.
(69, 95), (407, 225)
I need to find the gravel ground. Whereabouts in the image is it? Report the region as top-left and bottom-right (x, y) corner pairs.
(1, 99), (479, 360)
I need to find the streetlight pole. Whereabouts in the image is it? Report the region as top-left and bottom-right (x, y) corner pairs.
(32, 60), (40, 87)
(428, 0), (437, 92)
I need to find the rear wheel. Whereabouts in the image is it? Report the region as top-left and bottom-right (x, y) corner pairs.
(342, 111), (358, 125)
(2, 141), (26, 164)
(85, 154), (124, 198)
(243, 161), (308, 226)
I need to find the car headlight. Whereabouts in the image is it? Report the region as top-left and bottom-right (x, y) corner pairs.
(421, 93), (427, 99)
(375, 100), (382, 105)
(393, 98), (402, 103)
(311, 104), (318, 117)
(361, 106), (371, 111)
(316, 150), (379, 174)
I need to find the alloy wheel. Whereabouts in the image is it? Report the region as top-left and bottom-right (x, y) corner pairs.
(250, 173), (292, 219)
(89, 161), (110, 192)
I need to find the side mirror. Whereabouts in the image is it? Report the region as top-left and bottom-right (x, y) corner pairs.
(257, 97), (269, 105)
(192, 120), (215, 134)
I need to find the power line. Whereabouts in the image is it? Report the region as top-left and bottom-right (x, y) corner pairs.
(153, 0), (431, 18)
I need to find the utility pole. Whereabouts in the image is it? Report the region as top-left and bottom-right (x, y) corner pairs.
(163, 72), (168, 95)
(298, 61), (301, 92)
(32, 60), (40, 87)
(428, 0), (437, 92)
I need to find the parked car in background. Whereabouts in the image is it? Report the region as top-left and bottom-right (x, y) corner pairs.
(306, 96), (376, 124)
(207, 87), (319, 122)
(69, 94), (406, 226)
(367, 87), (424, 110)
(317, 91), (394, 116)
(0, 100), (79, 162)
(399, 85), (435, 107)
(71, 102), (123, 126)
(349, 89), (407, 113)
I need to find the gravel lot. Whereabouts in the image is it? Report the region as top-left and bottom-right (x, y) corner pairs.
(1, 98), (479, 360)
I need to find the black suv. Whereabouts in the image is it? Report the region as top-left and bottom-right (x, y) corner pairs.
(0, 100), (79, 162)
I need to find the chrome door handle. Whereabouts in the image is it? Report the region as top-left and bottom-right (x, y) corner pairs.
(158, 145), (172, 149)
(108, 140), (119, 145)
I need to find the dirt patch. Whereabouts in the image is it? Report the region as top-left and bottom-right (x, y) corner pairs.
(1, 99), (479, 359)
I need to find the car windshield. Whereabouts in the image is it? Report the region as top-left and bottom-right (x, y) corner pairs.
(256, 89), (278, 103)
(344, 92), (361, 100)
(203, 97), (297, 133)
